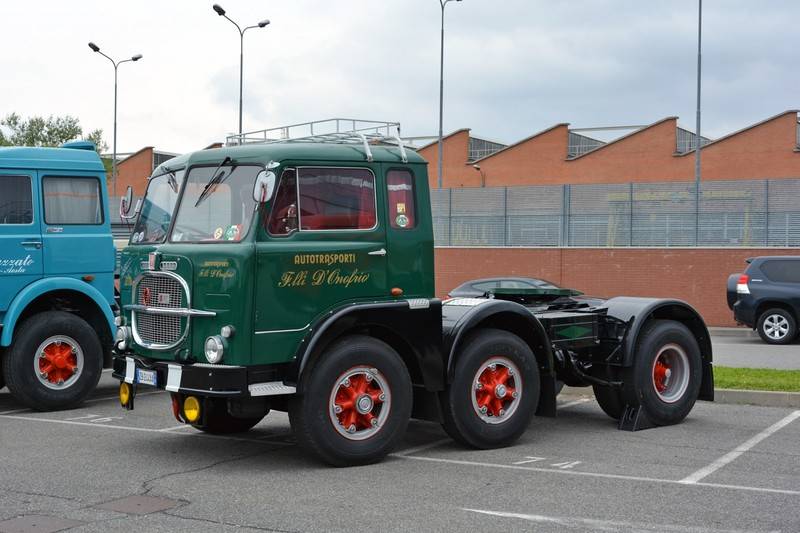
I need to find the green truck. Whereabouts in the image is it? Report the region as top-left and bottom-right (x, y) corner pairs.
(113, 132), (713, 466)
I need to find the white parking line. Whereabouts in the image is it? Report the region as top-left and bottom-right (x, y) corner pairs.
(396, 454), (800, 496)
(0, 408), (29, 415)
(557, 398), (591, 410)
(0, 413), (293, 447)
(463, 508), (778, 533)
(397, 438), (451, 457)
(681, 410), (800, 484)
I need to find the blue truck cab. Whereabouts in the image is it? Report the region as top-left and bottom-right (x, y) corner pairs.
(0, 141), (116, 410)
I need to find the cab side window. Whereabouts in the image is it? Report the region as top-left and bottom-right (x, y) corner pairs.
(387, 169), (415, 229)
(298, 167), (376, 231)
(0, 176), (33, 224)
(42, 177), (102, 224)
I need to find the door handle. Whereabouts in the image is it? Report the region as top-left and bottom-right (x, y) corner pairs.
(20, 240), (42, 249)
(368, 248), (387, 256)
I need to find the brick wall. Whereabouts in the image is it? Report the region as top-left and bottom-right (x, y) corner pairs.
(115, 147), (153, 196)
(434, 247), (799, 327)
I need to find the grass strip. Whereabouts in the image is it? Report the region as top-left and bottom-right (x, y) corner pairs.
(714, 366), (800, 392)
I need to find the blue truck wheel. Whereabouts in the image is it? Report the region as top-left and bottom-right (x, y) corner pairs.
(2, 311), (103, 411)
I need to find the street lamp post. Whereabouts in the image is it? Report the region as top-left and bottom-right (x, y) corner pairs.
(88, 42), (142, 197)
(437, 0), (462, 190)
(213, 4), (270, 137)
(694, 0), (703, 245)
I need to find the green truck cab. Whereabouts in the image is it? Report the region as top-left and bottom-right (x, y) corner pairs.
(114, 136), (714, 466)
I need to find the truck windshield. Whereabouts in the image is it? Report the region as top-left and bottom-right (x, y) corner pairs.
(170, 164), (260, 243)
(130, 169), (185, 244)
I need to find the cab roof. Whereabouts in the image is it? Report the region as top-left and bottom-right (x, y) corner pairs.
(153, 142), (426, 175)
(0, 145), (105, 172)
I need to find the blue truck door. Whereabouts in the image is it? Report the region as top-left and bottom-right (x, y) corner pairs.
(39, 173), (115, 293)
(0, 170), (44, 313)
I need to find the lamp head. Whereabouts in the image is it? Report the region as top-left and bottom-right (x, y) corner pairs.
(258, 19), (270, 28)
(213, 4), (225, 16)
(131, 54), (143, 61)
(88, 42), (100, 52)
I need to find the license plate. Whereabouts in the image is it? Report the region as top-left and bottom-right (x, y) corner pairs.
(136, 368), (158, 387)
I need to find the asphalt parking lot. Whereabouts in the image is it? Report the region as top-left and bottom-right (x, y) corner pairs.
(712, 330), (800, 370)
(1, 373), (798, 533)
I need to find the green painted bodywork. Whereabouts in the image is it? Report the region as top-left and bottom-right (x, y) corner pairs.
(119, 142), (434, 366)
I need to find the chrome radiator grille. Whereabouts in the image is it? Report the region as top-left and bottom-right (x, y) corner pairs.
(134, 274), (186, 347)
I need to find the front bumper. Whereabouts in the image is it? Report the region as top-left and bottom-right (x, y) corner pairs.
(112, 355), (293, 399)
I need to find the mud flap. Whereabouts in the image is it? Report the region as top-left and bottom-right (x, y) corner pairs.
(618, 404), (656, 431)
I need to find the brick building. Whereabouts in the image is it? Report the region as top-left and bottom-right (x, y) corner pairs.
(419, 110), (800, 188)
(418, 111), (800, 326)
(115, 147), (179, 196)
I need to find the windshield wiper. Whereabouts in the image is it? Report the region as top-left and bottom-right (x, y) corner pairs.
(194, 156), (233, 207)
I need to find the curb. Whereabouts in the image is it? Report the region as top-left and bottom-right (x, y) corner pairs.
(708, 327), (758, 338)
(561, 386), (800, 409)
(712, 388), (800, 409)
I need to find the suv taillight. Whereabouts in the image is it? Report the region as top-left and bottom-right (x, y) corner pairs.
(737, 274), (750, 294)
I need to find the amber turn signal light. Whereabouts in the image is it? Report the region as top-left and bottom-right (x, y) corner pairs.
(390, 287), (403, 297)
(119, 382), (131, 407)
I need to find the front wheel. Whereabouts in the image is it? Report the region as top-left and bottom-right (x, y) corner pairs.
(190, 398), (265, 434)
(2, 311), (103, 411)
(289, 335), (412, 467)
(442, 328), (540, 449)
(622, 320), (702, 426)
(757, 308), (797, 345)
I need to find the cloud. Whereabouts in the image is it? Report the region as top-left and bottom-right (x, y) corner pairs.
(1, 0), (797, 152)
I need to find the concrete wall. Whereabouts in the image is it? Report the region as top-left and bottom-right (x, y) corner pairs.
(434, 247), (799, 327)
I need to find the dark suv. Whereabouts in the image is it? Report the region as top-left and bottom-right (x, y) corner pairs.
(727, 256), (800, 344)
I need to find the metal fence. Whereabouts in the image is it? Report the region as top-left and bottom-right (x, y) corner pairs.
(431, 179), (800, 247)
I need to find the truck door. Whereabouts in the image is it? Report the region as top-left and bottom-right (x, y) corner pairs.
(0, 171), (43, 314)
(253, 165), (388, 364)
(383, 165), (435, 298)
(39, 173), (115, 291)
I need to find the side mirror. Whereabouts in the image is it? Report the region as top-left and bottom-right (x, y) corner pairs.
(253, 170), (276, 203)
(120, 186), (135, 220)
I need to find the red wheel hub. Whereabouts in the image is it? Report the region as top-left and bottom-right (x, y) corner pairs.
(38, 342), (78, 384)
(333, 373), (385, 432)
(475, 364), (516, 418)
(653, 358), (671, 393)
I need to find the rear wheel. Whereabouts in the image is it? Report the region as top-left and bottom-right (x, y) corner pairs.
(190, 398), (265, 434)
(442, 328), (539, 449)
(289, 335), (412, 466)
(2, 311), (102, 411)
(757, 308), (797, 345)
(622, 320), (702, 426)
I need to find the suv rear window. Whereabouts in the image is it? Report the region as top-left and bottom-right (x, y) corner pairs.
(42, 176), (103, 225)
(0, 176), (33, 224)
(760, 260), (800, 283)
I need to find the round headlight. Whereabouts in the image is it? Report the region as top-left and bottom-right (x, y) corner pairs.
(204, 336), (224, 363)
(115, 326), (130, 351)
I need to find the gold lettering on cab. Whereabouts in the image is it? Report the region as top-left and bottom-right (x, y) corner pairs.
(278, 268), (370, 288)
(293, 253), (356, 266)
(199, 268), (235, 279)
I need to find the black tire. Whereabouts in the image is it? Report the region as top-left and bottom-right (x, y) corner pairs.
(0, 364), (5, 390)
(191, 398), (265, 434)
(756, 308), (797, 345)
(2, 311), (103, 411)
(592, 385), (625, 420)
(622, 320), (702, 426)
(289, 335), (412, 467)
(441, 328), (539, 449)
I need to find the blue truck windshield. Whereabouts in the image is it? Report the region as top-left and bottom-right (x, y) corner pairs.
(130, 169), (185, 244)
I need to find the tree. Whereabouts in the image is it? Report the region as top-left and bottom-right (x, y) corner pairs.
(0, 113), (108, 153)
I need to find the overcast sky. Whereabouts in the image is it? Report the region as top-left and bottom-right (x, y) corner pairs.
(2, 1), (798, 153)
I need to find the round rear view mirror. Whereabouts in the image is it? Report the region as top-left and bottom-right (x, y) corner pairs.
(253, 170), (276, 203)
